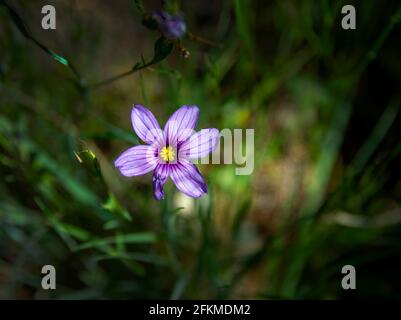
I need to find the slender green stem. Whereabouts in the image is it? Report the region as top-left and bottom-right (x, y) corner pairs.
(1, 1), (83, 85)
(357, 4), (401, 75)
(88, 62), (151, 89)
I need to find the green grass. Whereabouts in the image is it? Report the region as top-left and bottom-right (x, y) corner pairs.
(1, 0), (401, 299)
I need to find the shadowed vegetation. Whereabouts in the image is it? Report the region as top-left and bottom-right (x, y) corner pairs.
(1, 0), (401, 299)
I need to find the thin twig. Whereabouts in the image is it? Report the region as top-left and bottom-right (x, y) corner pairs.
(88, 61), (153, 89)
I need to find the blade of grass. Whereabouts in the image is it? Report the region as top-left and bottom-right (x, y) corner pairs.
(233, 0), (253, 54)
(351, 98), (400, 173)
(0, 0), (82, 85)
(73, 232), (156, 251)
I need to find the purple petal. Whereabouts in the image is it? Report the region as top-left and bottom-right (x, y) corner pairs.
(114, 145), (157, 177)
(152, 11), (186, 39)
(179, 128), (220, 159)
(170, 161), (207, 198)
(152, 164), (170, 200)
(131, 105), (164, 145)
(164, 106), (199, 146)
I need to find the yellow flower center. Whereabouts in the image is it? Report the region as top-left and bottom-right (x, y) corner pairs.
(159, 146), (175, 162)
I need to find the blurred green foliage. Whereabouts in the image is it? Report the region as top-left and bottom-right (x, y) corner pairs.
(1, 0), (401, 299)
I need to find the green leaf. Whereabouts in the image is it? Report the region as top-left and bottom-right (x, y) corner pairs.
(151, 37), (174, 64)
(50, 220), (92, 242)
(73, 232), (157, 251)
(102, 193), (132, 222)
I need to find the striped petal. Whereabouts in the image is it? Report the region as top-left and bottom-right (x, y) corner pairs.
(114, 145), (157, 177)
(170, 161), (207, 198)
(179, 128), (220, 159)
(131, 105), (164, 145)
(164, 105), (199, 146)
(152, 164), (170, 200)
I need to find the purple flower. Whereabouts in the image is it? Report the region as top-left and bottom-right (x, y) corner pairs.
(115, 105), (220, 200)
(152, 11), (187, 39)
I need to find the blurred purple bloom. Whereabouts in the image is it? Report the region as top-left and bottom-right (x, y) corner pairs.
(152, 11), (186, 39)
(115, 105), (220, 200)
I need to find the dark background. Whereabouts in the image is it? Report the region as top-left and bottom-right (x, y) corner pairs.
(1, 0), (401, 299)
